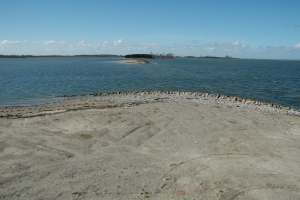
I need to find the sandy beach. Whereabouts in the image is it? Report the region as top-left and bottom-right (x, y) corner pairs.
(1, 92), (300, 199)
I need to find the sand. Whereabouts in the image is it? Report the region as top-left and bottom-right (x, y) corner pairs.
(113, 59), (151, 64)
(0, 93), (300, 199)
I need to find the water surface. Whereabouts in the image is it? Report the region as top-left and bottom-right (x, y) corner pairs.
(0, 57), (299, 109)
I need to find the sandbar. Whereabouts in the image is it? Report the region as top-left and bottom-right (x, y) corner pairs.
(113, 58), (151, 64)
(1, 92), (300, 199)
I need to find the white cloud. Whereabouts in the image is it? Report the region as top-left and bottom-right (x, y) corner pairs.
(93, 41), (108, 49)
(0, 40), (21, 46)
(77, 40), (91, 47)
(137, 43), (160, 48)
(232, 41), (240, 45)
(58, 41), (67, 45)
(2, 38), (298, 59)
(249, 45), (300, 59)
(41, 40), (68, 46)
(102, 41), (108, 47)
(206, 41), (248, 53)
(256, 45), (291, 53)
(113, 39), (123, 46)
(294, 43), (300, 49)
(42, 40), (57, 45)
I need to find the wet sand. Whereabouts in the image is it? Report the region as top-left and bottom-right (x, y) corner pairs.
(1, 93), (300, 199)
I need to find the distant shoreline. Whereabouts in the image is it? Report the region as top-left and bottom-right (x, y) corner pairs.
(0, 54), (123, 58)
(0, 54), (239, 59)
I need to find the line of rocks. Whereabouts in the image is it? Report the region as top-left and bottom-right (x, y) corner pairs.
(90, 90), (294, 110)
(134, 59), (152, 64)
(56, 91), (300, 117)
(2, 90), (300, 118)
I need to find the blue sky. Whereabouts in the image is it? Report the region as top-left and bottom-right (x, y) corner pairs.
(1, 0), (300, 59)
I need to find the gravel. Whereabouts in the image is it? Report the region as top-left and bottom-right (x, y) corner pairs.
(72, 91), (300, 117)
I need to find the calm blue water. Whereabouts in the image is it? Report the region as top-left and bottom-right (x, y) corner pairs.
(0, 57), (299, 110)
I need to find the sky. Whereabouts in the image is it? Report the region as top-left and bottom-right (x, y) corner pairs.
(1, 0), (300, 59)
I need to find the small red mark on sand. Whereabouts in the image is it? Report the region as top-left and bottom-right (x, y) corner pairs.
(195, 188), (203, 193)
(176, 190), (186, 196)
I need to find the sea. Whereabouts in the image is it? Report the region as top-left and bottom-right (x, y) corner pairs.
(0, 57), (299, 110)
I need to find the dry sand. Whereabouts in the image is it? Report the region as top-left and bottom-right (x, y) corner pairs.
(0, 94), (300, 199)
